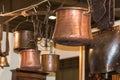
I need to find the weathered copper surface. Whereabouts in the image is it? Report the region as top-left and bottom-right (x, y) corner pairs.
(14, 30), (36, 52)
(41, 54), (59, 72)
(20, 49), (41, 70)
(52, 7), (92, 46)
(89, 26), (120, 73)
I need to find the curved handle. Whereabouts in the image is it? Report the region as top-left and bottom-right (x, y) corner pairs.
(15, 20), (34, 31)
(86, 0), (92, 13)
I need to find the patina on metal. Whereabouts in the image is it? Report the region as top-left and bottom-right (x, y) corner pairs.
(89, 26), (120, 73)
(52, 7), (92, 46)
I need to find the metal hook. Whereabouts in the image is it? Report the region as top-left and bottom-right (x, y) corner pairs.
(33, 7), (37, 13)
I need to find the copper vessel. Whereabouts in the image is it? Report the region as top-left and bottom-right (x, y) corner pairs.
(52, 7), (92, 46)
(41, 54), (59, 72)
(0, 56), (9, 68)
(20, 49), (41, 70)
(89, 26), (120, 73)
(14, 21), (36, 52)
(14, 30), (36, 52)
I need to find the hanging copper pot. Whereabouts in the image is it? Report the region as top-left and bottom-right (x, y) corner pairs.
(14, 21), (36, 52)
(89, 26), (120, 73)
(41, 54), (59, 72)
(52, 7), (92, 46)
(14, 30), (36, 52)
(20, 49), (41, 70)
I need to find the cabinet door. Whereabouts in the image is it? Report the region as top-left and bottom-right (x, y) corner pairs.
(56, 70), (63, 80)
(73, 68), (79, 80)
(56, 68), (79, 80)
(63, 69), (74, 80)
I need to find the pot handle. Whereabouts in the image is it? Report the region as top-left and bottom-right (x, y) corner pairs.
(14, 20), (34, 31)
(85, 0), (93, 14)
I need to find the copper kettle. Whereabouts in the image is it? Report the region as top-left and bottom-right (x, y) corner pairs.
(52, 7), (92, 46)
(89, 26), (120, 73)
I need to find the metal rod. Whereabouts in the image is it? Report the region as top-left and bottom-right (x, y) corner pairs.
(79, 46), (85, 80)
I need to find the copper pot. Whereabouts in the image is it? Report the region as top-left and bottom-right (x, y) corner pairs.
(14, 21), (36, 52)
(41, 54), (59, 72)
(20, 49), (41, 70)
(52, 7), (92, 46)
(89, 26), (120, 73)
(14, 30), (36, 52)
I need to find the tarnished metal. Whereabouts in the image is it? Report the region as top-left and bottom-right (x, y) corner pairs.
(14, 30), (36, 52)
(14, 20), (37, 52)
(0, 56), (9, 68)
(89, 26), (120, 73)
(20, 49), (41, 70)
(52, 7), (92, 46)
(41, 54), (59, 72)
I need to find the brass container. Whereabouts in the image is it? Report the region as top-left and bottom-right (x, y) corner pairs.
(20, 49), (41, 70)
(0, 56), (9, 67)
(89, 26), (120, 73)
(52, 7), (92, 46)
(41, 54), (59, 72)
(14, 30), (36, 52)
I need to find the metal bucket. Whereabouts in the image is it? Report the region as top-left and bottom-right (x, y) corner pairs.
(89, 26), (120, 73)
(14, 30), (36, 52)
(20, 49), (41, 70)
(41, 54), (59, 72)
(14, 21), (36, 52)
(52, 7), (92, 46)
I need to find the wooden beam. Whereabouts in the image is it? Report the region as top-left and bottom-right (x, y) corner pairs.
(79, 46), (85, 80)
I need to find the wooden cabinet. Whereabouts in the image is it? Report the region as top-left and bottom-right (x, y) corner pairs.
(56, 57), (79, 80)
(112, 74), (120, 80)
(11, 69), (48, 80)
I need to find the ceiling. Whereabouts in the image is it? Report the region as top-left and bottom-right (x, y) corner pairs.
(0, 0), (120, 34)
